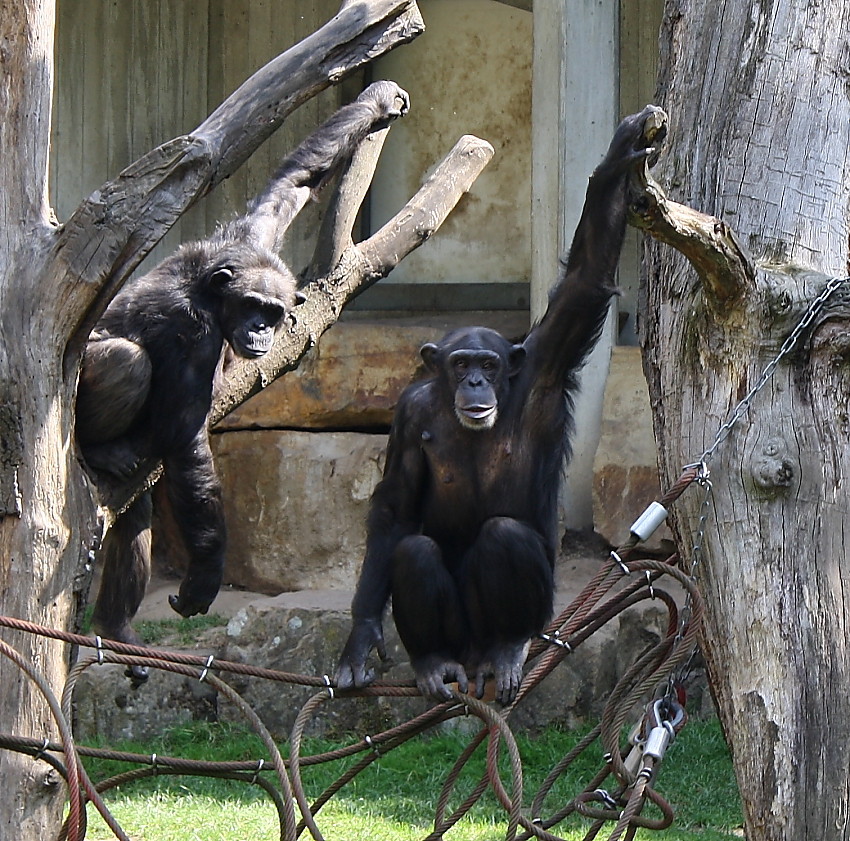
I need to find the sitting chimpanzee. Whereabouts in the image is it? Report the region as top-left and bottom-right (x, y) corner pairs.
(76, 81), (410, 679)
(335, 105), (665, 705)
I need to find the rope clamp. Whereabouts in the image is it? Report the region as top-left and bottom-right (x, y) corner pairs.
(95, 635), (104, 665)
(643, 724), (671, 762)
(364, 734), (381, 757)
(151, 753), (158, 775)
(594, 789), (619, 810)
(610, 550), (630, 576)
(251, 758), (265, 784)
(34, 737), (50, 761)
(199, 655), (214, 682)
(645, 571), (655, 599)
(539, 631), (572, 652)
(323, 674), (335, 699)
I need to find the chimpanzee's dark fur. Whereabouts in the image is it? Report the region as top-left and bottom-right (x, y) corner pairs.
(335, 106), (665, 705)
(76, 82), (409, 681)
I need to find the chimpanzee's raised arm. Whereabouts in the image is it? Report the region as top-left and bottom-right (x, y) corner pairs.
(245, 80), (410, 251)
(524, 106), (667, 385)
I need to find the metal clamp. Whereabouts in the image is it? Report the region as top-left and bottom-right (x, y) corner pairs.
(251, 758), (265, 784)
(199, 655), (214, 682)
(611, 550), (630, 576)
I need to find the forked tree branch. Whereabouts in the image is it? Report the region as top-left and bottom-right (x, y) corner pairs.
(210, 133), (495, 424)
(55, 0), (424, 358)
(96, 131), (494, 518)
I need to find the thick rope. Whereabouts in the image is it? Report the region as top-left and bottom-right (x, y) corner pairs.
(0, 545), (700, 841)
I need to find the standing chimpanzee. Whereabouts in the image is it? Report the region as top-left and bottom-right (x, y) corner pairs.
(335, 105), (665, 705)
(76, 81), (410, 680)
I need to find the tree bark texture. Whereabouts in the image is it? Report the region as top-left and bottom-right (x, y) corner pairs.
(639, 2), (850, 839)
(0, 2), (489, 838)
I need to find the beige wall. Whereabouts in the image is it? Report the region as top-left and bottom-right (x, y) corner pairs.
(370, 0), (533, 286)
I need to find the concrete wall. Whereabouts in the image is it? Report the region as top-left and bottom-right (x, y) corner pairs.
(369, 0), (533, 287)
(51, 0), (347, 276)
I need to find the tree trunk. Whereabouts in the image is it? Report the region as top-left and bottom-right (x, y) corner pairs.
(638, 2), (850, 839)
(0, 2), (494, 837)
(0, 3), (94, 834)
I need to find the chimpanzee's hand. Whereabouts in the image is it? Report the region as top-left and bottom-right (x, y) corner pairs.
(83, 440), (142, 480)
(358, 80), (410, 127)
(168, 569), (222, 618)
(598, 104), (668, 176)
(334, 617), (387, 690)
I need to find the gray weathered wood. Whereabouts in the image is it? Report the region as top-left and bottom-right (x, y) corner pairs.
(638, 2), (850, 838)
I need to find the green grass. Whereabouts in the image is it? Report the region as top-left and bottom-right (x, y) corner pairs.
(80, 718), (742, 840)
(77, 606), (228, 647)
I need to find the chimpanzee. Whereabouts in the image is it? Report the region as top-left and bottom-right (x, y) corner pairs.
(335, 105), (665, 705)
(76, 81), (410, 679)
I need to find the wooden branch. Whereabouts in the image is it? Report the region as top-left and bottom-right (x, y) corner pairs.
(306, 126), (392, 280)
(55, 1), (424, 347)
(210, 134), (495, 425)
(626, 112), (756, 307)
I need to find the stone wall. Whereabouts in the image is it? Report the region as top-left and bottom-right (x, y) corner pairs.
(73, 583), (713, 744)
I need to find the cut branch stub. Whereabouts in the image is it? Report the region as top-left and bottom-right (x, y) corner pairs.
(626, 113), (756, 309)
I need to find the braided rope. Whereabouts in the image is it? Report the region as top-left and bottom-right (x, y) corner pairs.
(0, 543), (700, 841)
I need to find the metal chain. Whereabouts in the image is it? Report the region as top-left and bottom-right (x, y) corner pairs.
(696, 273), (849, 465)
(667, 274), (849, 699)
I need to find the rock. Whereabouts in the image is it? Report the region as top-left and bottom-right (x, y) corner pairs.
(72, 663), (218, 744)
(216, 321), (439, 431)
(213, 430), (386, 593)
(592, 346), (672, 547)
(155, 431), (387, 594)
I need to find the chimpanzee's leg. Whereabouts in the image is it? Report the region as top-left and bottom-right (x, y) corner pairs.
(76, 337), (152, 445)
(391, 535), (470, 701)
(91, 493), (153, 685)
(461, 516), (554, 705)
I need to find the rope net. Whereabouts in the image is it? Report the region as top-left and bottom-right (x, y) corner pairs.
(0, 534), (703, 841)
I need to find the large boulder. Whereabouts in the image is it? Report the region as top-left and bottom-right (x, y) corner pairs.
(213, 430), (386, 593)
(73, 571), (713, 745)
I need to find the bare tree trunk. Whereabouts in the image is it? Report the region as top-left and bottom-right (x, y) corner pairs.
(0, 2), (494, 837)
(637, 2), (850, 839)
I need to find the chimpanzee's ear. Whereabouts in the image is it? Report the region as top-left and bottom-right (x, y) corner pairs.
(507, 344), (526, 377)
(420, 343), (441, 372)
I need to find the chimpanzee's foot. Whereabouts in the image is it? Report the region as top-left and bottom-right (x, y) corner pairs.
(92, 620), (149, 687)
(473, 639), (530, 706)
(411, 653), (469, 702)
